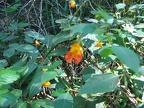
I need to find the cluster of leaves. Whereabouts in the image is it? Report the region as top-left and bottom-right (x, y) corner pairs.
(0, 0), (144, 108)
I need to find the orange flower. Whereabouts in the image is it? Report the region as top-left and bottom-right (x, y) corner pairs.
(69, 0), (76, 8)
(95, 40), (103, 48)
(42, 81), (51, 87)
(65, 42), (83, 64)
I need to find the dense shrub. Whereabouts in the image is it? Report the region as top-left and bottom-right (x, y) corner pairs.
(0, 0), (144, 108)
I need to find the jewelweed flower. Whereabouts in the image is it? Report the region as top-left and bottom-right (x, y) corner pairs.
(41, 68), (48, 72)
(42, 81), (51, 87)
(65, 42), (83, 64)
(34, 40), (40, 46)
(69, 0), (76, 8)
(95, 40), (103, 48)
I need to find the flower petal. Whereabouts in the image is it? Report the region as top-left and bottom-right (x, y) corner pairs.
(74, 55), (83, 64)
(42, 81), (51, 86)
(70, 42), (83, 56)
(65, 51), (73, 63)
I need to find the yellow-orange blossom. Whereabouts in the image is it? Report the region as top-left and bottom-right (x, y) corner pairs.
(65, 42), (83, 64)
(42, 81), (51, 86)
(69, 0), (76, 8)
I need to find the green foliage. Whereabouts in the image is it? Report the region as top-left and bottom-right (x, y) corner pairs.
(112, 46), (140, 72)
(79, 74), (119, 94)
(0, 0), (144, 108)
(54, 93), (73, 108)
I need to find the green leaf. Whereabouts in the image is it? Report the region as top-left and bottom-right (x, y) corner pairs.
(31, 99), (54, 108)
(41, 70), (58, 82)
(52, 60), (62, 68)
(16, 44), (39, 54)
(18, 22), (30, 28)
(52, 88), (65, 97)
(73, 96), (86, 108)
(86, 100), (97, 108)
(54, 93), (73, 108)
(9, 57), (27, 69)
(10, 89), (22, 98)
(98, 46), (113, 57)
(52, 31), (76, 47)
(137, 16), (144, 19)
(135, 24), (144, 29)
(3, 48), (15, 57)
(81, 67), (96, 75)
(28, 75), (42, 100)
(112, 46), (140, 72)
(54, 69), (67, 77)
(129, 4), (144, 11)
(0, 89), (8, 95)
(24, 36), (33, 43)
(20, 61), (38, 84)
(86, 100), (104, 108)
(9, 22), (18, 31)
(91, 10), (114, 24)
(81, 66), (102, 81)
(24, 31), (45, 43)
(0, 69), (21, 86)
(79, 74), (119, 94)
(14, 101), (28, 108)
(136, 30), (144, 37)
(9, 43), (19, 48)
(134, 78), (144, 88)
(0, 92), (17, 107)
(0, 32), (7, 40)
(70, 23), (97, 35)
(115, 3), (126, 10)
(48, 47), (68, 56)
(4, 3), (21, 12)
(0, 59), (8, 68)
(82, 34), (98, 53)
(55, 19), (68, 24)
(45, 34), (54, 48)
(138, 66), (144, 75)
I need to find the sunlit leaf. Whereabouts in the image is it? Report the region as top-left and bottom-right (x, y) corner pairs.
(16, 44), (39, 54)
(79, 74), (119, 94)
(0, 68), (25, 86)
(70, 23), (97, 35)
(41, 71), (58, 82)
(115, 3), (126, 10)
(28, 75), (42, 99)
(138, 66), (144, 75)
(112, 46), (140, 72)
(98, 46), (113, 57)
(52, 88), (65, 97)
